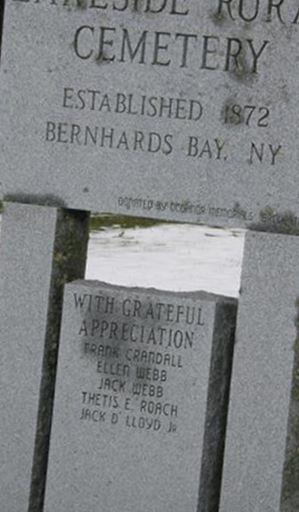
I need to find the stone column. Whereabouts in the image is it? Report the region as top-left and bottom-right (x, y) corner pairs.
(219, 230), (299, 512)
(0, 202), (89, 512)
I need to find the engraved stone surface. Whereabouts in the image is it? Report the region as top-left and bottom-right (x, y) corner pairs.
(44, 281), (236, 512)
(1, 1), (299, 227)
(0, 202), (89, 512)
(219, 231), (299, 512)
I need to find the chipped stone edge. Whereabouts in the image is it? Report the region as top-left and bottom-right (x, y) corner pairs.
(280, 297), (299, 511)
(197, 300), (237, 512)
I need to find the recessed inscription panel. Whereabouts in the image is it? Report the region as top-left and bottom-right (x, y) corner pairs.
(44, 281), (236, 512)
(1, 0), (299, 226)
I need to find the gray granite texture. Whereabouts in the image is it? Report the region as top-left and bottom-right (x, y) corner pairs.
(44, 281), (236, 512)
(0, 202), (89, 512)
(219, 230), (299, 512)
(1, 1), (299, 227)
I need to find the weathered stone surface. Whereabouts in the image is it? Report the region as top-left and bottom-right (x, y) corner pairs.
(0, 202), (89, 512)
(219, 231), (299, 512)
(0, 0), (4, 49)
(44, 281), (236, 512)
(1, 1), (299, 227)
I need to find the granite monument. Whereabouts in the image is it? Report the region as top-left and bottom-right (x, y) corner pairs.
(0, 0), (298, 227)
(44, 280), (237, 512)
